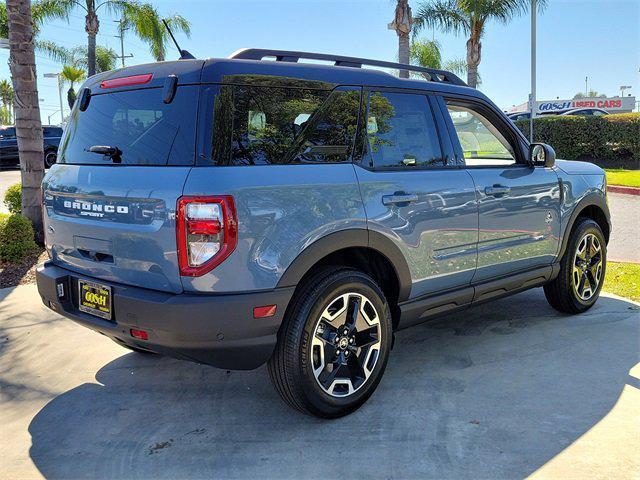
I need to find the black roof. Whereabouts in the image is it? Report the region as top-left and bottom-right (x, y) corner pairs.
(79, 48), (491, 104)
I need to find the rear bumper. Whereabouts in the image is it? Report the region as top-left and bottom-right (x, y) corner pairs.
(36, 262), (294, 370)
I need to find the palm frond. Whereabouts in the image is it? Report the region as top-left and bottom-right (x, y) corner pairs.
(414, 0), (470, 36)
(410, 39), (443, 69)
(35, 40), (73, 65)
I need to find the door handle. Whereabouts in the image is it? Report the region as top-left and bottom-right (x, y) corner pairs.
(485, 185), (511, 196)
(382, 193), (419, 206)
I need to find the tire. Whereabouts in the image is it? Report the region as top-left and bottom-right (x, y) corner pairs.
(544, 218), (606, 314)
(44, 149), (57, 168)
(268, 267), (393, 418)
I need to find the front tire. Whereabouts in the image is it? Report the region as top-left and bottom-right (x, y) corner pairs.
(44, 149), (57, 168)
(544, 218), (606, 313)
(268, 268), (393, 418)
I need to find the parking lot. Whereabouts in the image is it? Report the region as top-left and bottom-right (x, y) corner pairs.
(1, 284), (638, 479)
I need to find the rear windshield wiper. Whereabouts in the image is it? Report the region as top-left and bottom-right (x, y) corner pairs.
(87, 145), (122, 163)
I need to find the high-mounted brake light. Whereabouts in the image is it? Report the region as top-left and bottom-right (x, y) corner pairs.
(100, 73), (153, 89)
(176, 196), (237, 276)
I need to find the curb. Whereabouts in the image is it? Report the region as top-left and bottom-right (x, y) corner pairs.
(608, 185), (640, 196)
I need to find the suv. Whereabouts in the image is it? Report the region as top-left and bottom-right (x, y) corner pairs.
(36, 49), (611, 418)
(0, 125), (63, 168)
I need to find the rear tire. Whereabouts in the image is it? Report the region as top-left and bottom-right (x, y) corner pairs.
(268, 267), (393, 418)
(544, 218), (606, 314)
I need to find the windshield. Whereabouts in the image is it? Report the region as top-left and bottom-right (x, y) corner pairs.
(58, 86), (198, 165)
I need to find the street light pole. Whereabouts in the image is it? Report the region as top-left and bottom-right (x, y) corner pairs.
(529, 0), (536, 143)
(44, 73), (64, 125)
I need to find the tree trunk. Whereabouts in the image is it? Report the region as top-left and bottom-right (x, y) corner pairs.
(7, 0), (44, 242)
(85, 5), (99, 77)
(389, 0), (412, 79)
(466, 36), (481, 88)
(67, 86), (76, 110)
(398, 32), (410, 78)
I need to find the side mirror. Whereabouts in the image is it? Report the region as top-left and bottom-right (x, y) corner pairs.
(529, 143), (556, 168)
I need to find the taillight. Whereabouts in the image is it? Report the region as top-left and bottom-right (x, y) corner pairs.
(176, 196), (237, 276)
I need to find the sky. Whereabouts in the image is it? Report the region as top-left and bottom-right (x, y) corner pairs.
(1, 0), (638, 124)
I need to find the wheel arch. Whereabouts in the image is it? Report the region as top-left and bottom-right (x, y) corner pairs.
(558, 192), (611, 260)
(276, 229), (412, 328)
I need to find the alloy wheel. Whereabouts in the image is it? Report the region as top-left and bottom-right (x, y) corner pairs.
(572, 233), (603, 301)
(310, 292), (382, 397)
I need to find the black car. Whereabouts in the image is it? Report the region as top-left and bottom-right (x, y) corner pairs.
(0, 125), (63, 168)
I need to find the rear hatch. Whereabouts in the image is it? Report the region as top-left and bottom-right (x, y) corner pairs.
(43, 62), (203, 293)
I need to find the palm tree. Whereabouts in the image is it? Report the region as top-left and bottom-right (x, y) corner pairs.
(39, 41), (118, 73)
(388, 0), (413, 78)
(409, 39), (477, 83)
(0, 79), (14, 122)
(46, 1), (190, 76)
(119, 6), (191, 61)
(414, 0), (545, 88)
(60, 65), (85, 109)
(0, 0), (69, 38)
(2, 1), (191, 75)
(6, 0), (45, 241)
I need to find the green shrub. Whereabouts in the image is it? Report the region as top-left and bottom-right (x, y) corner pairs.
(3, 183), (22, 214)
(514, 113), (640, 167)
(0, 213), (38, 262)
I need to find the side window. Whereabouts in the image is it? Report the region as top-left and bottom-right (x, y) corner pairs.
(446, 103), (516, 166)
(213, 85), (359, 165)
(366, 92), (443, 169)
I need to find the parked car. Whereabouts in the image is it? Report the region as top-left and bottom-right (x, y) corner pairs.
(36, 49), (611, 418)
(507, 111), (531, 121)
(560, 108), (609, 116)
(0, 125), (63, 168)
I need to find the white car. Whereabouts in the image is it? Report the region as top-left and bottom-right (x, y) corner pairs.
(560, 108), (609, 116)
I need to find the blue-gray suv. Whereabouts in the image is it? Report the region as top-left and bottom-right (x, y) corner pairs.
(36, 49), (611, 417)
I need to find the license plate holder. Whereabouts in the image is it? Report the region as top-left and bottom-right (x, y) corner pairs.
(78, 280), (112, 321)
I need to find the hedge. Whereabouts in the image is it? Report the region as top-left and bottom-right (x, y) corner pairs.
(514, 113), (640, 168)
(3, 183), (21, 214)
(0, 213), (38, 262)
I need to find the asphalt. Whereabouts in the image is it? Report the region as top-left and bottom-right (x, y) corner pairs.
(607, 192), (640, 263)
(1, 284), (639, 479)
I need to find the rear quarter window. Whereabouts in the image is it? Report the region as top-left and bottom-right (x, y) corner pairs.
(58, 85), (198, 166)
(211, 85), (361, 165)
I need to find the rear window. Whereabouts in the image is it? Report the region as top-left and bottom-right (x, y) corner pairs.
(58, 86), (198, 165)
(211, 85), (360, 165)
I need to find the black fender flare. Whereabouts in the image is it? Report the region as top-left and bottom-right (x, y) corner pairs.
(276, 229), (412, 302)
(557, 191), (611, 260)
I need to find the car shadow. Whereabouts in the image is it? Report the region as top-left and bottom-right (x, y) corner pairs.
(27, 290), (639, 479)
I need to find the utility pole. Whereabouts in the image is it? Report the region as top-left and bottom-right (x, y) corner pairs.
(114, 19), (133, 68)
(529, 0), (536, 143)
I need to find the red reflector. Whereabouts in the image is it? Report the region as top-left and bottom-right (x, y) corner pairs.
(100, 73), (153, 89)
(253, 305), (277, 318)
(130, 329), (148, 340)
(187, 219), (221, 235)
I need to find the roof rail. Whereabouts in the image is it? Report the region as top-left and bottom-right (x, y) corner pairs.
(228, 48), (467, 87)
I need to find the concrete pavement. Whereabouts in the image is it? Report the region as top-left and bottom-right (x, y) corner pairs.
(1, 284), (639, 479)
